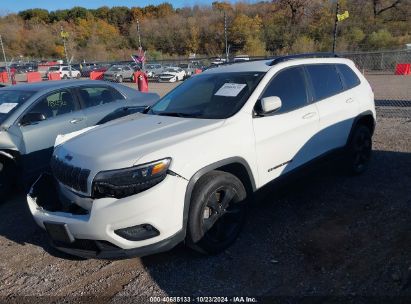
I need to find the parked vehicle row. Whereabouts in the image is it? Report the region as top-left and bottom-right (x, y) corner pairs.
(22, 54), (376, 259)
(37, 61), (201, 83)
(72, 63), (109, 77)
(10, 62), (39, 73)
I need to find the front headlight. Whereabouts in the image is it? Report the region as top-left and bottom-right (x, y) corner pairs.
(92, 158), (171, 199)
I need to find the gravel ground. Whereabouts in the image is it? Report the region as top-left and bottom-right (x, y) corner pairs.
(0, 78), (410, 302)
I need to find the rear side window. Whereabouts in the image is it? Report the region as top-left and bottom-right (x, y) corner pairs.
(261, 66), (308, 113)
(337, 64), (361, 89)
(28, 90), (78, 120)
(306, 64), (344, 101)
(78, 86), (124, 108)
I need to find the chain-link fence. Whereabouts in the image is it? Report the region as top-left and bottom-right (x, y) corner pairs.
(342, 50), (411, 119)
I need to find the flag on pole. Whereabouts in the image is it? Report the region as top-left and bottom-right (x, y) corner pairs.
(132, 47), (146, 64)
(337, 10), (350, 22)
(60, 30), (69, 39)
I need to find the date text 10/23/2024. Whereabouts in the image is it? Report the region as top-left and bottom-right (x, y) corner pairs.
(149, 296), (258, 303)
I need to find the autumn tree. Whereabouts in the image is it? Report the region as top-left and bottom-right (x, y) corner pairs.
(0, 1), (409, 60)
(372, 0), (402, 18)
(230, 14), (266, 56)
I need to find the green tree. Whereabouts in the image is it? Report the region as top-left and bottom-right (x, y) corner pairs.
(230, 14), (266, 56)
(368, 29), (396, 49)
(18, 9), (49, 23)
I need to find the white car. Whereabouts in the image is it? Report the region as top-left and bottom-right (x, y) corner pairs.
(47, 66), (81, 79)
(158, 67), (186, 82)
(233, 55), (250, 62)
(28, 54), (376, 259)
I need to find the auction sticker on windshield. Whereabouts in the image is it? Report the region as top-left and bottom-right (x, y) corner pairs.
(0, 103), (18, 114)
(215, 83), (247, 97)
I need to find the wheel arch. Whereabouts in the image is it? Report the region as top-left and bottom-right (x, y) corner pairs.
(0, 149), (21, 166)
(347, 111), (376, 145)
(182, 157), (256, 237)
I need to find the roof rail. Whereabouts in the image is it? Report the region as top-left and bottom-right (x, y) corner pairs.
(269, 53), (339, 66)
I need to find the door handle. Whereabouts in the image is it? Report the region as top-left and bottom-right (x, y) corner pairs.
(302, 112), (316, 119)
(346, 98), (355, 103)
(70, 118), (84, 124)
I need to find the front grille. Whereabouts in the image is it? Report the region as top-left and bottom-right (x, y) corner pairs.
(50, 157), (90, 193)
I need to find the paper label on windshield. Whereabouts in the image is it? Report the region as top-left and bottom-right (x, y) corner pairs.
(0, 103), (18, 114)
(215, 83), (247, 97)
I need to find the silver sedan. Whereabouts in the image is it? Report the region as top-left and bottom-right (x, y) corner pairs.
(0, 80), (159, 197)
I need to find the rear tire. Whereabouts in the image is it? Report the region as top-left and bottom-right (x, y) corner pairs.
(186, 171), (247, 255)
(345, 125), (372, 175)
(62, 75), (68, 80)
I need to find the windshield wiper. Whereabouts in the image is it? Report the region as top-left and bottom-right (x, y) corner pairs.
(157, 112), (200, 118)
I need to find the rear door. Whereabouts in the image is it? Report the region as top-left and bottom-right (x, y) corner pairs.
(20, 88), (87, 174)
(76, 85), (127, 126)
(252, 66), (321, 186)
(305, 64), (360, 154)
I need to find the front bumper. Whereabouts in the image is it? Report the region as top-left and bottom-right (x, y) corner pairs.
(27, 173), (188, 259)
(50, 230), (184, 259)
(158, 76), (176, 82)
(103, 75), (117, 81)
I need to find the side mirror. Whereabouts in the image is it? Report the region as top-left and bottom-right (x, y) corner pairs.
(256, 96), (282, 116)
(20, 112), (46, 126)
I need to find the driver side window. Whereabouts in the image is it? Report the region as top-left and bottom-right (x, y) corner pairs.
(28, 90), (77, 120)
(261, 67), (309, 114)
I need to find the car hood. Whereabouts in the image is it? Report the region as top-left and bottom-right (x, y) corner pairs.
(55, 113), (224, 170)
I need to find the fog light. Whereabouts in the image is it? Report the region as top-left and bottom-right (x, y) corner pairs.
(114, 224), (159, 241)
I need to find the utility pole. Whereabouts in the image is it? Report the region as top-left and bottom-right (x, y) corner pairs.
(136, 19), (142, 49)
(61, 26), (72, 78)
(224, 11), (229, 62)
(136, 19), (144, 69)
(0, 35), (9, 78)
(332, 1), (340, 53)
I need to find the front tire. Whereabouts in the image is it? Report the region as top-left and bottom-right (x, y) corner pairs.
(345, 125), (372, 175)
(186, 171), (247, 255)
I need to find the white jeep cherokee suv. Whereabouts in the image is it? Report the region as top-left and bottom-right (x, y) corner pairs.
(28, 54), (376, 259)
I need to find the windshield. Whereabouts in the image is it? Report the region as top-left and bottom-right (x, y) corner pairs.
(178, 64), (188, 68)
(150, 72), (264, 119)
(108, 66), (122, 72)
(165, 68), (178, 73)
(0, 90), (35, 124)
